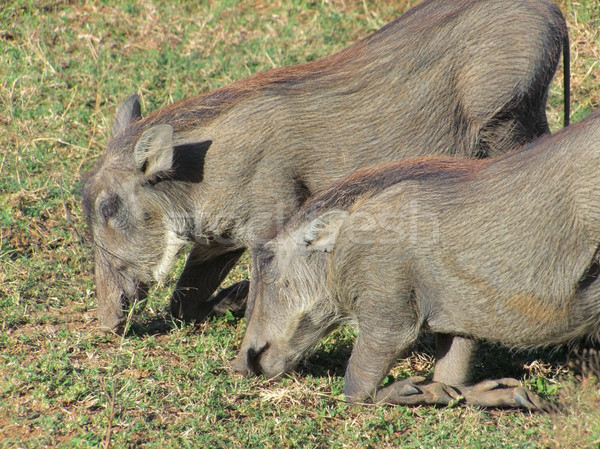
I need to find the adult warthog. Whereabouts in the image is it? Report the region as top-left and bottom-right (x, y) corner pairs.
(82, 0), (569, 330)
(234, 110), (600, 411)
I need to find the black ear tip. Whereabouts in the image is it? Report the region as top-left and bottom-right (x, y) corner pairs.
(125, 93), (140, 102)
(172, 140), (213, 154)
(169, 140), (212, 183)
(127, 94), (141, 115)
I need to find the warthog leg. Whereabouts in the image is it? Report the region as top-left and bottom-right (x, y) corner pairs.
(459, 378), (553, 411)
(376, 377), (552, 411)
(171, 247), (246, 321)
(375, 376), (461, 406)
(205, 280), (250, 316)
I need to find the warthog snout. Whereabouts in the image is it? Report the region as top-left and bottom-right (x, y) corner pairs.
(97, 283), (150, 331)
(94, 255), (150, 331)
(234, 342), (271, 377)
(234, 337), (294, 380)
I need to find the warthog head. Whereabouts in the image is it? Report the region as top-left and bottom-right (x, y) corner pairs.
(82, 95), (190, 330)
(234, 210), (350, 378)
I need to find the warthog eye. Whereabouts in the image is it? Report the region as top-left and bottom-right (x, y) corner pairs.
(257, 248), (275, 271)
(99, 195), (121, 222)
(259, 255), (274, 271)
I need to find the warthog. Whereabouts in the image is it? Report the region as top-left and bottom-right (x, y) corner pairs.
(235, 110), (600, 410)
(82, 0), (569, 330)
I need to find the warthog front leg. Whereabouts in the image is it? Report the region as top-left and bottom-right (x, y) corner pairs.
(375, 376), (461, 405)
(375, 377), (551, 411)
(344, 334), (462, 407)
(343, 289), (422, 403)
(458, 378), (553, 411)
(171, 246), (247, 321)
(369, 331), (472, 406)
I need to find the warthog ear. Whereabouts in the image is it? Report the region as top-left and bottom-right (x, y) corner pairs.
(112, 94), (141, 137)
(303, 209), (349, 253)
(170, 140), (212, 183)
(134, 124), (174, 180)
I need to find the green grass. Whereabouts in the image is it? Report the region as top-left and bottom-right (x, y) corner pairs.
(2, 0), (600, 447)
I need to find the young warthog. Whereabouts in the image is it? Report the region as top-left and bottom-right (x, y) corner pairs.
(235, 111), (600, 411)
(82, 0), (569, 330)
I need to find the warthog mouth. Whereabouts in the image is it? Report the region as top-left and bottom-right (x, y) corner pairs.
(111, 282), (150, 329)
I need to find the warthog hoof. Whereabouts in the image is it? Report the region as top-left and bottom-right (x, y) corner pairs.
(459, 378), (555, 412)
(208, 281), (249, 315)
(194, 281), (250, 321)
(374, 376), (461, 406)
(373, 377), (554, 412)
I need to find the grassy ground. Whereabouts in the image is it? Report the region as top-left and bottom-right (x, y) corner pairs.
(1, 0), (600, 447)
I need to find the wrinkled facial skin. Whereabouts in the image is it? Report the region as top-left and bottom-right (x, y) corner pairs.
(82, 166), (183, 330)
(234, 239), (339, 379)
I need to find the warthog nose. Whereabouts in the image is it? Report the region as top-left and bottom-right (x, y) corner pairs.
(246, 342), (270, 376)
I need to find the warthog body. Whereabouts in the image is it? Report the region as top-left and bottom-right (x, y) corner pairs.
(235, 111), (600, 410)
(82, 0), (569, 330)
